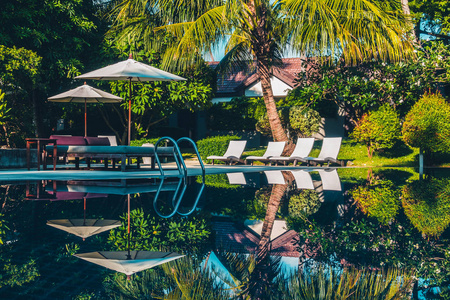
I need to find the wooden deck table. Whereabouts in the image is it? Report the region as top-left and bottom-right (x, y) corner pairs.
(26, 138), (57, 171)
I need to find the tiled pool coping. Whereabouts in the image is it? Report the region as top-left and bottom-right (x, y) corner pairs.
(0, 164), (334, 181)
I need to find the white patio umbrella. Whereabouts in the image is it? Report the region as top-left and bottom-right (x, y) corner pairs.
(75, 54), (186, 145)
(48, 83), (123, 136)
(74, 250), (184, 279)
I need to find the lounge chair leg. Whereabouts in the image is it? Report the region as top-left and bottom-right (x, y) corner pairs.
(121, 155), (126, 171)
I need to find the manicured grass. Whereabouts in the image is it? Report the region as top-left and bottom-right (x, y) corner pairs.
(336, 140), (419, 168)
(201, 138), (450, 168)
(242, 139), (421, 167)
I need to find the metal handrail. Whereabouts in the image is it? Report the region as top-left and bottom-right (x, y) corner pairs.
(176, 137), (206, 178)
(154, 136), (185, 177)
(152, 136), (206, 218)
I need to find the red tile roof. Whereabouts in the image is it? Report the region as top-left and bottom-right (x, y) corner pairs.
(209, 58), (305, 96)
(212, 219), (301, 257)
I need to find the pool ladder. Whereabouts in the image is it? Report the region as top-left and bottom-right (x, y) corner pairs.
(153, 136), (205, 179)
(152, 137), (206, 218)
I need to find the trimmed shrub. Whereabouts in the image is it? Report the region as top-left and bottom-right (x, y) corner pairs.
(352, 104), (401, 158)
(402, 93), (450, 154)
(351, 180), (400, 225)
(402, 178), (450, 238)
(197, 135), (241, 163)
(255, 107), (289, 136)
(131, 137), (161, 146)
(289, 106), (321, 138)
(288, 190), (321, 219)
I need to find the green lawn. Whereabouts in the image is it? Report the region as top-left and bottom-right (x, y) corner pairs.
(200, 138), (450, 168)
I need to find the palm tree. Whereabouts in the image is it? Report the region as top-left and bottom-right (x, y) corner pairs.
(109, 0), (412, 148)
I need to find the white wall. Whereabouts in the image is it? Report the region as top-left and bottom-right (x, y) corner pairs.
(245, 77), (292, 97)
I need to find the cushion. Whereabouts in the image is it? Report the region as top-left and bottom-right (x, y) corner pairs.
(50, 135), (87, 146)
(85, 137), (110, 146)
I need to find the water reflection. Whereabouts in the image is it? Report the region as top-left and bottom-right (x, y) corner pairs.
(1, 168), (450, 298)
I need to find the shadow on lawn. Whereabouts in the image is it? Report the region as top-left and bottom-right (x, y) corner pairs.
(377, 140), (414, 159)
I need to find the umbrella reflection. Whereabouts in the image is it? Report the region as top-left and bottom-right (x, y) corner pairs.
(47, 197), (121, 240)
(74, 195), (184, 279)
(75, 250), (184, 280)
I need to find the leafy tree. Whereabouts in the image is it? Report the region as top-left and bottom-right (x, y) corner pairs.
(0, 90), (12, 147)
(0, 46), (42, 146)
(402, 93), (450, 155)
(104, 49), (215, 143)
(290, 41), (450, 128)
(352, 105), (401, 158)
(0, 0), (106, 137)
(109, 0), (413, 153)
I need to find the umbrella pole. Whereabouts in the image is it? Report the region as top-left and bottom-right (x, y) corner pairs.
(128, 79), (132, 146)
(84, 99), (87, 137)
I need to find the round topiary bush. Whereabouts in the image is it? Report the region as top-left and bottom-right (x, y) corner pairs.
(352, 104), (401, 158)
(351, 180), (400, 225)
(402, 93), (450, 154)
(402, 178), (450, 238)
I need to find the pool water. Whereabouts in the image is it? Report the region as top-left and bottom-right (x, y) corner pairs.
(0, 167), (449, 299)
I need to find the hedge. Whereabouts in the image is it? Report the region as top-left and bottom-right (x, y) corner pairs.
(197, 135), (241, 163)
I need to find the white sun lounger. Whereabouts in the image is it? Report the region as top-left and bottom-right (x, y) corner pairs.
(245, 141), (286, 165)
(301, 137), (344, 166)
(269, 138), (315, 166)
(207, 140), (247, 165)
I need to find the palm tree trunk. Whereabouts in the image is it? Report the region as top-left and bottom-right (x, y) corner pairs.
(257, 60), (289, 143)
(247, 183), (288, 299)
(401, 0), (417, 41)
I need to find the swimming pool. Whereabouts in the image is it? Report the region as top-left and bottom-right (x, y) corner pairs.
(0, 167), (448, 299)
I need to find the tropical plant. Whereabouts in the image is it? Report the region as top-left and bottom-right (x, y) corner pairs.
(352, 105), (401, 158)
(275, 265), (416, 300)
(107, 208), (211, 255)
(109, 0), (413, 152)
(402, 93), (450, 156)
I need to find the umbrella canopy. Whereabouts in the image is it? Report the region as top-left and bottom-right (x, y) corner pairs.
(48, 83), (123, 136)
(47, 219), (121, 240)
(74, 251), (184, 276)
(75, 55), (186, 145)
(75, 58), (186, 82)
